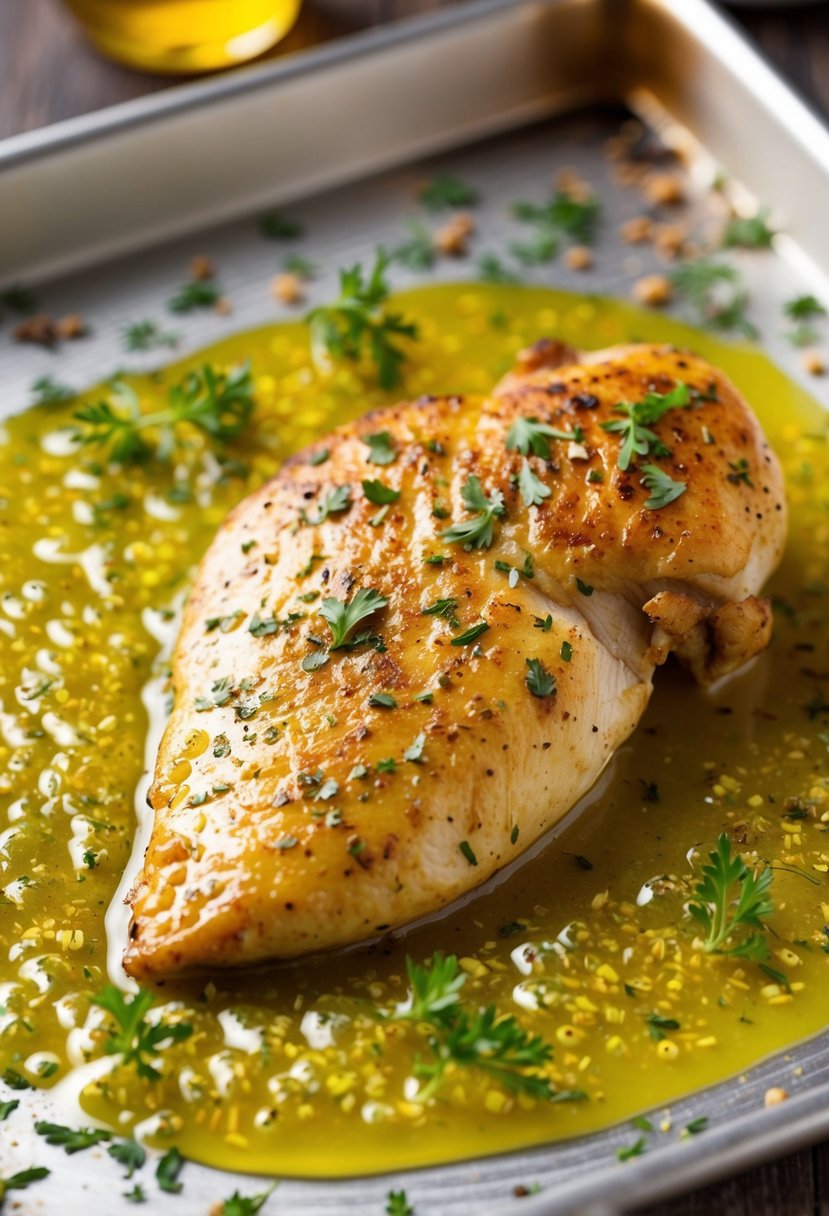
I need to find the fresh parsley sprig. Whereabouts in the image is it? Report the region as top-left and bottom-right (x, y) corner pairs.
(639, 464), (686, 510)
(670, 259), (757, 338)
(506, 416), (583, 459)
(72, 362), (254, 464)
(34, 1121), (111, 1154)
(307, 250), (418, 390)
(0, 1166), (50, 1205)
(600, 384), (689, 471)
(441, 476), (505, 550)
(319, 587), (389, 650)
(386, 953), (568, 1104)
(93, 985), (193, 1081)
(688, 834), (775, 959)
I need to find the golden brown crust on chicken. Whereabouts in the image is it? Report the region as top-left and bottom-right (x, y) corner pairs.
(125, 343), (786, 978)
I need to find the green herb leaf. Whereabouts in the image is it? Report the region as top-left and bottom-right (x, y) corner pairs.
(1, 1069), (31, 1090)
(639, 463), (687, 510)
(393, 220), (436, 270)
(451, 621), (489, 647)
(221, 1183), (277, 1215)
(722, 207), (775, 250)
(307, 250), (418, 390)
(260, 212), (303, 240)
(386, 1190), (414, 1216)
(459, 840), (478, 866)
(670, 259), (757, 338)
(525, 657), (556, 698)
(156, 1148), (185, 1194)
(599, 384), (689, 471)
(784, 294), (825, 320)
(369, 692), (397, 709)
(386, 952), (565, 1104)
(506, 415), (582, 458)
(107, 1139), (146, 1178)
(441, 475), (505, 550)
(362, 479), (400, 505)
(72, 362), (254, 464)
(93, 985), (193, 1081)
(512, 191), (601, 245)
(419, 174), (479, 211)
(34, 1121), (111, 1154)
(0, 1099), (20, 1121)
(477, 254), (519, 284)
(300, 483), (352, 526)
(168, 279), (221, 313)
(122, 321), (179, 352)
(364, 431), (397, 466)
(688, 833), (774, 959)
(617, 1136), (647, 1162)
(320, 587), (388, 650)
(518, 458), (551, 507)
(31, 376), (75, 405)
(0, 1166), (50, 1199)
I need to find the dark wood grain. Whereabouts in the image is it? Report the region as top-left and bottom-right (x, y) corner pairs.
(1, 2), (827, 1214)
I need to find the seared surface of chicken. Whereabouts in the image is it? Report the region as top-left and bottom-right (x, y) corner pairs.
(125, 343), (786, 977)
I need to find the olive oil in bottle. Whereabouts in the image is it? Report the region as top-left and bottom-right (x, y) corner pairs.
(64, 0), (302, 73)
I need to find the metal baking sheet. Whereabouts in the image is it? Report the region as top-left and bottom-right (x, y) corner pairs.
(1, 2), (829, 1213)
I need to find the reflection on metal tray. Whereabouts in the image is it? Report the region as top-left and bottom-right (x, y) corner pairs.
(1, 2), (828, 1214)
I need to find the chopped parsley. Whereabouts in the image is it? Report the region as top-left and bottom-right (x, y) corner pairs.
(688, 833), (774, 959)
(307, 249), (418, 390)
(422, 597), (459, 625)
(418, 173), (479, 211)
(260, 211), (303, 239)
(320, 587), (388, 650)
(639, 463), (687, 510)
(220, 1185), (277, 1215)
(369, 692), (397, 709)
(477, 253), (519, 284)
(107, 1139), (146, 1178)
(441, 475), (505, 550)
(363, 431), (397, 465)
(784, 294), (825, 320)
(156, 1147), (185, 1194)
(599, 383), (689, 471)
(525, 657), (556, 698)
(459, 840), (478, 866)
(72, 362), (254, 464)
(362, 478), (400, 505)
(393, 220), (435, 270)
(386, 1190), (414, 1216)
(300, 484), (352, 525)
(31, 375), (74, 405)
(506, 415), (582, 458)
(512, 191), (601, 246)
(617, 1136), (647, 1162)
(451, 621), (489, 647)
(167, 279), (221, 313)
(34, 1121), (111, 1154)
(122, 320), (179, 352)
(0, 1166), (50, 1202)
(518, 458), (551, 506)
(721, 207), (775, 249)
(93, 985), (193, 1081)
(670, 259), (757, 338)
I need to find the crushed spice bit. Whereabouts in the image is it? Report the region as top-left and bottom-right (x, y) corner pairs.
(632, 274), (673, 308)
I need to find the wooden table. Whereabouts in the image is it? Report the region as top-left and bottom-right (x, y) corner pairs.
(1, 2), (828, 1212)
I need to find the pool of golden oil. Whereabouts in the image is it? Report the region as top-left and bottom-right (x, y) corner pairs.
(0, 285), (827, 1177)
(62, 0), (302, 73)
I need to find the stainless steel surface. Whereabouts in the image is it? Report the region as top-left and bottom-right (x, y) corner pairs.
(1, 1), (828, 1213)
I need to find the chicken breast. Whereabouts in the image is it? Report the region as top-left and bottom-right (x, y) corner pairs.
(125, 343), (786, 978)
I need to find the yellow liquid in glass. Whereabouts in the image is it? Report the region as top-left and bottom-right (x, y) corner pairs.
(64, 0), (302, 73)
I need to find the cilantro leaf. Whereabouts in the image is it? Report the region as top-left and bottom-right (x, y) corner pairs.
(93, 985), (193, 1081)
(319, 587), (389, 650)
